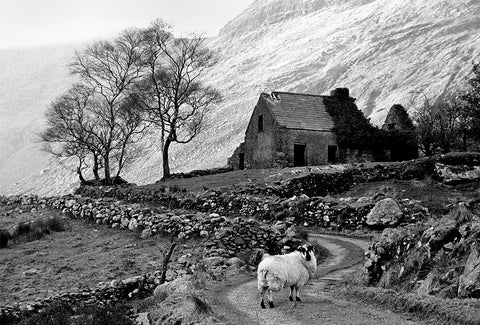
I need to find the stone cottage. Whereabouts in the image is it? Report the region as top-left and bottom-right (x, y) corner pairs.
(228, 88), (417, 170)
(228, 88), (346, 170)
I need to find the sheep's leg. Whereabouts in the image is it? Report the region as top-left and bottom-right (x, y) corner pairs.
(289, 286), (295, 301)
(260, 287), (267, 309)
(267, 289), (274, 308)
(295, 286), (302, 302)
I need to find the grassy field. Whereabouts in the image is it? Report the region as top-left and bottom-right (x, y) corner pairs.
(0, 206), (196, 306)
(144, 164), (347, 192)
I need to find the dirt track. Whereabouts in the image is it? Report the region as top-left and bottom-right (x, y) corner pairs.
(214, 234), (424, 325)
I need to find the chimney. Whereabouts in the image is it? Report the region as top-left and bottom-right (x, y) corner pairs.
(330, 87), (350, 99)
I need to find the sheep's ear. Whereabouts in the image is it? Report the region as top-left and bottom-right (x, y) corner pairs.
(297, 246), (305, 253)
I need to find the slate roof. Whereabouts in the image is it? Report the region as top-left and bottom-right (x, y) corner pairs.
(264, 91), (335, 131)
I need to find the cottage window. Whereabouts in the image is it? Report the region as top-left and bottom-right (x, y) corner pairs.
(258, 115), (264, 132)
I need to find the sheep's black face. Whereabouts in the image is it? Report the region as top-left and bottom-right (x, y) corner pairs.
(297, 244), (314, 261)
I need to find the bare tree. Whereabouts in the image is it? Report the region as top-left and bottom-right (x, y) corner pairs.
(410, 91), (438, 156)
(110, 93), (149, 179)
(40, 84), (103, 183)
(138, 20), (222, 179)
(434, 96), (461, 154)
(411, 90), (466, 154)
(69, 29), (147, 184)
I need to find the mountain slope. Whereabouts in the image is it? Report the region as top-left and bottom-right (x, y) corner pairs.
(0, 45), (77, 191)
(2, 0), (480, 195)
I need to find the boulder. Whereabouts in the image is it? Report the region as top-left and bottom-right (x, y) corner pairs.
(203, 256), (225, 267)
(458, 244), (480, 298)
(136, 312), (150, 325)
(140, 228), (152, 238)
(226, 257), (244, 268)
(128, 218), (138, 231)
(153, 275), (194, 298)
(365, 198), (403, 228)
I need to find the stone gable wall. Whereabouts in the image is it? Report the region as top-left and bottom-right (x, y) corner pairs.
(242, 94), (278, 169)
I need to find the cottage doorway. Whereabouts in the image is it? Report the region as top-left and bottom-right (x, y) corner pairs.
(328, 145), (337, 164)
(238, 153), (245, 170)
(294, 144), (306, 166)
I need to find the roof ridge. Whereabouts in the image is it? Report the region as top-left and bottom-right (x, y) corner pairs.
(271, 91), (330, 98)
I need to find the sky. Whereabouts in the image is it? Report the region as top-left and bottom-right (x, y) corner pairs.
(0, 0), (256, 49)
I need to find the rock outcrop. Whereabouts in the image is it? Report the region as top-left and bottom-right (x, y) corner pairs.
(458, 244), (480, 298)
(365, 203), (480, 299)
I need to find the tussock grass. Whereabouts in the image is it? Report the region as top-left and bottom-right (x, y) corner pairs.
(11, 216), (66, 244)
(338, 285), (480, 325)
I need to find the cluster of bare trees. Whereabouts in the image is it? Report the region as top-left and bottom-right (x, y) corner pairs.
(40, 20), (222, 185)
(411, 63), (480, 156)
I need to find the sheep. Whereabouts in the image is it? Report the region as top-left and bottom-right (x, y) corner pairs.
(257, 243), (317, 308)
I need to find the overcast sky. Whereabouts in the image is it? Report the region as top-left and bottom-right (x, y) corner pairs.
(0, 0), (255, 49)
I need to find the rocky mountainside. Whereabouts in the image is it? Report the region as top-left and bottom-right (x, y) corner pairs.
(2, 0), (480, 196)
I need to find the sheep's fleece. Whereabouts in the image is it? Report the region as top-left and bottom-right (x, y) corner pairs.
(257, 243), (317, 308)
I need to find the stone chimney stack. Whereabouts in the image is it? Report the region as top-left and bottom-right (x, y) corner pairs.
(330, 87), (350, 99)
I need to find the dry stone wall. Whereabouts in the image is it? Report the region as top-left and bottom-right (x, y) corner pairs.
(0, 195), (282, 258)
(0, 270), (159, 323)
(72, 187), (429, 232)
(0, 195), (283, 322)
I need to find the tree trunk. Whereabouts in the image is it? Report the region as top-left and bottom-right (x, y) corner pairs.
(462, 134), (468, 152)
(115, 143), (128, 179)
(104, 154), (111, 185)
(162, 139), (172, 180)
(93, 155), (100, 181)
(77, 166), (87, 185)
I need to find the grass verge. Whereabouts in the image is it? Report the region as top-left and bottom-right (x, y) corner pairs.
(337, 285), (480, 325)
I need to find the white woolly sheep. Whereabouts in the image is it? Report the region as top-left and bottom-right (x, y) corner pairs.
(257, 243), (317, 308)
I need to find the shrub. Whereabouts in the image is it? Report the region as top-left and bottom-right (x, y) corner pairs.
(0, 228), (10, 248)
(12, 216), (66, 244)
(16, 222), (32, 236)
(44, 216), (67, 232)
